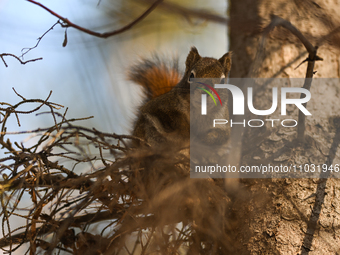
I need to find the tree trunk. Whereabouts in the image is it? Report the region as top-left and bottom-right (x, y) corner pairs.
(229, 0), (340, 254)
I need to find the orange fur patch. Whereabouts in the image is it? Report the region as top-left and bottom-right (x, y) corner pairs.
(145, 65), (181, 98)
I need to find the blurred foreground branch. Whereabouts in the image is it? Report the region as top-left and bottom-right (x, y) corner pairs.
(0, 92), (238, 254)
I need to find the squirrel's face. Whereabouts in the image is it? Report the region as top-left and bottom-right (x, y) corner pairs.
(188, 58), (226, 83)
(185, 47), (232, 110)
(185, 47), (232, 83)
(188, 59), (226, 105)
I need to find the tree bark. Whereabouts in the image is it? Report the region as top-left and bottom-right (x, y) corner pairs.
(229, 0), (340, 254)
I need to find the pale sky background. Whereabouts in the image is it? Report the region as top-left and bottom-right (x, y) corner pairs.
(0, 0), (228, 253)
(1, 0), (228, 134)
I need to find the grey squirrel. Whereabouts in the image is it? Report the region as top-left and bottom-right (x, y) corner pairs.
(128, 47), (232, 149)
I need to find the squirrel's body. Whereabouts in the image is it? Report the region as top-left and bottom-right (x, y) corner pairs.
(133, 86), (191, 148)
(129, 47), (231, 148)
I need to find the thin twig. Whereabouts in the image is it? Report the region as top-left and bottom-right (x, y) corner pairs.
(26, 0), (164, 38)
(12, 88), (26, 101)
(0, 53), (42, 68)
(20, 21), (61, 58)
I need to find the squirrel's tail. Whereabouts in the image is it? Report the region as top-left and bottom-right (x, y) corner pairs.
(128, 55), (182, 100)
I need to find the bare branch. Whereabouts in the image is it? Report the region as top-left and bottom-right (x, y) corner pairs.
(26, 0), (164, 38)
(0, 53), (42, 68)
(256, 15), (323, 142)
(20, 21), (61, 58)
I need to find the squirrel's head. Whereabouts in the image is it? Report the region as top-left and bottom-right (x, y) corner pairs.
(184, 47), (232, 83)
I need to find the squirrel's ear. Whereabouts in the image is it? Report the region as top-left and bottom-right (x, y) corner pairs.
(185, 47), (201, 70)
(218, 51), (232, 75)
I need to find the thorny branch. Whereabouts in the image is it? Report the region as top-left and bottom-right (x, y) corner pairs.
(258, 15), (323, 142)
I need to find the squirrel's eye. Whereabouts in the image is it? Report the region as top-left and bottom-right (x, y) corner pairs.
(188, 71), (195, 82)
